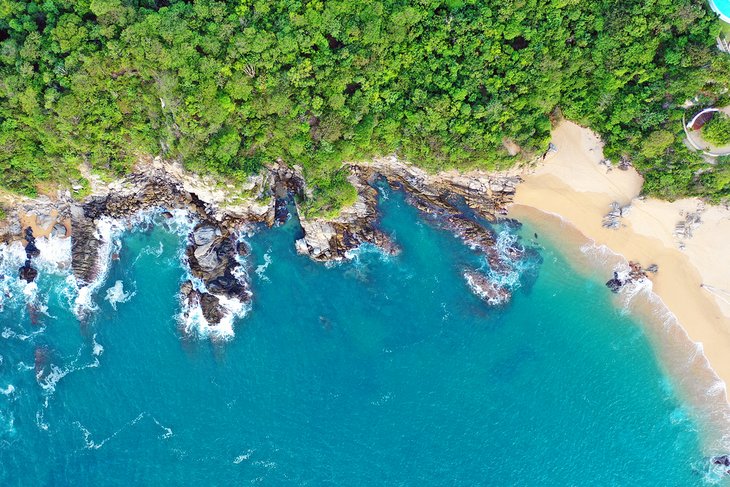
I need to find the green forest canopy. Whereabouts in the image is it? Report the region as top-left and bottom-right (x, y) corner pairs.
(2, 0), (730, 215)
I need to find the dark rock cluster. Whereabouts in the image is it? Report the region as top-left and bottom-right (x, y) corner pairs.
(18, 227), (39, 283)
(293, 161), (524, 304)
(67, 168), (268, 327)
(605, 261), (654, 293)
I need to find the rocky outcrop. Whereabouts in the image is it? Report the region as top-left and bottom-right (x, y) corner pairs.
(294, 158), (521, 264)
(463, 270), (511, 305)
(180, 280), (226, 325)
(295, 170), (398, 261)
(185, 223), (251, 304)
(602, 201), (631, 230)
(70, 205), (102, 285)
(292, 157), (527, 304)
(68, 167), (270, 294)
(19, 227), (39, 283)
(605, 261), (650, 293)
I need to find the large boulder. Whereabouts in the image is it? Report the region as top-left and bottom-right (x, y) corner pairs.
(19, 263), (38, 283)
(51, 223), (67, 238)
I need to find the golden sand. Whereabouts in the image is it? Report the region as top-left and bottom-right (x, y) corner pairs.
(512, 120), (730, 402)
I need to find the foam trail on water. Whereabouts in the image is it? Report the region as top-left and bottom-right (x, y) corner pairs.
(104, 280), (135, 310)
(91, 334), (104, 357)
(255, 250), (272, 281)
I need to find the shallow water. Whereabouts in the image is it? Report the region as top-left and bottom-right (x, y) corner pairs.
(0, 187), (718, 485)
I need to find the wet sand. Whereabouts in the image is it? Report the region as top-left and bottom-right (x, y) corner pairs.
(512, 120), (730, 404)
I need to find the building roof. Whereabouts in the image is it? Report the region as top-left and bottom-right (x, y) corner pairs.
(687, 108), (719, 131)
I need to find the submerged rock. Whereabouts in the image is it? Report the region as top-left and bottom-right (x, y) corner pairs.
(463, 270), (511, 306)
(179, 280), (228, 325)
(713, 455), (730, 466)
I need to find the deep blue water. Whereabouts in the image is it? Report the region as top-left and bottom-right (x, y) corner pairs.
(0, 187), (713, 485)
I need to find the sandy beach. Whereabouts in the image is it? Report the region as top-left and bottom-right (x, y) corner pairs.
(511, 120), (730, 405)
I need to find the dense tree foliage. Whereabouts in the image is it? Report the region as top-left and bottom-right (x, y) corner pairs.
(1, 0), (730, 212)
(702, 113), (730, 145)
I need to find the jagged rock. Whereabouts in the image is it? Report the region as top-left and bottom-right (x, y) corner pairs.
(713, 455), (730, 467)
(161, 211), (174, 219)
(605, 261), (649, 293)
(71, 205), (102, 285)
(36, 212), (54, 229)
(605, 273), (624, 293)
(602, 201), (632, 229)
(51, 223), (67, 238)
(294, 160), (523, 292)
(646, 264), (658, 273)
(236, 241), (249, 256)
(463, 270), (511, 305)
(19, 263), (38, 283)
(25, 241), (40, 259)
(199, 292), (225, 324)
(178, 281), (225, 325)
(186, 225), (250, 304)
(192, 224), (216, 246)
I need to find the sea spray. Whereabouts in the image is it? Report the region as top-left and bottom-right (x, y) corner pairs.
(255, 249), (272, 281)
(104, 280), (136, 310)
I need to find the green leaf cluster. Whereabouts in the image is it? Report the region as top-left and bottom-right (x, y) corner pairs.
(702, 113), (730, 146)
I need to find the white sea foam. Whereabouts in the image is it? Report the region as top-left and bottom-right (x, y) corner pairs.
(104, 280), (135, 310)
(151, 416), (173, 439)
(233, 449), (254, 464)
(576, 233), (730, 457)
(344, 242), (395, 262)
(0, 385), (15, 396)
(175, 230), (252, 340)
(92, 334), (104, 357)
(66, 216), (125, 319)
(37, 345), (100, 396)
(35, 410), (49, 431)
(463, 271), (510, 306)
(76, 412), (172, 449)
(255, 250), (272, 281)
(33, 235), (72, 273)
(178, 291), (249, 340)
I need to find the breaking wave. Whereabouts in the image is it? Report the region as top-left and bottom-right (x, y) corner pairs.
(104, 280), (135, 310)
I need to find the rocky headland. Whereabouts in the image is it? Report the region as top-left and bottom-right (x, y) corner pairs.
(0, 155), (530, 330)
(294, 157), (526, 303)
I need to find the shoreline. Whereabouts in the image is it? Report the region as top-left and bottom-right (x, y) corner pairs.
(510, 120), (730, 452)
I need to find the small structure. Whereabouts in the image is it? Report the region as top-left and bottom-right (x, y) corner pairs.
(686, 108), (719, 131)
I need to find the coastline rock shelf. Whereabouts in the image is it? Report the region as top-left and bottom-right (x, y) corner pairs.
(294, 157), (530, 305)
(605, 261), (658, 293)
(1, 157), (533, 330)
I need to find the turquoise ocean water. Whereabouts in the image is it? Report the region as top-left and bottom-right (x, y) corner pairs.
(0, 186), (720, 485)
